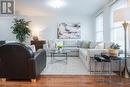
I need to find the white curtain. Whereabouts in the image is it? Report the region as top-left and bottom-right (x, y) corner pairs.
(111, 0), (128, 52)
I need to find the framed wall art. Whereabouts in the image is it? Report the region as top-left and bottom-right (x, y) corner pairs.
(57, 23), (81, 39)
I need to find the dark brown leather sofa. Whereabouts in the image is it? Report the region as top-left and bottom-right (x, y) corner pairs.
(0, 43), (46, 81)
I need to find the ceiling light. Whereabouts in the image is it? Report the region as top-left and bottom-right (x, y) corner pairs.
(48, 0), (66, 8)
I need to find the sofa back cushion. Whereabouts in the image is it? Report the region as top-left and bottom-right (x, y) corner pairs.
(104, 42), (113, 49)
(95, 42), (104, 49)
(48, 40), (56, 50)
(80, 41), (91, 48)
(63, 40), (78, 47)
(28, 45), (36, 53)
(89, 42), (100, 49)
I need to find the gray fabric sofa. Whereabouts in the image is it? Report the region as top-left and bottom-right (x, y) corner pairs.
(44, 40), (80, 57)
(79, 42), (123, 72)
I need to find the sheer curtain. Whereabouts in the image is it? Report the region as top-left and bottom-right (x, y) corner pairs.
(111, 0), (128, 51)
(96, 14), (103, 42)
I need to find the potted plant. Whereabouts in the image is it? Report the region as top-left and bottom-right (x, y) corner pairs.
(109, 43), (121, 56)
(56, 44), (64, 52)
(11, 18), (31, 43)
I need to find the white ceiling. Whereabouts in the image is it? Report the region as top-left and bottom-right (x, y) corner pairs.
(15, 0), (110, 16)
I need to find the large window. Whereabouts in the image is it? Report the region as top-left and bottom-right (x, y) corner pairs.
(111, 0), (127, 49)
(95, 14), (103, 42)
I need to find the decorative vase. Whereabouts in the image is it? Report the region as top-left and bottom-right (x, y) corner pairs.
(109, 48), (119, 56)
(58, 48), (62, 53)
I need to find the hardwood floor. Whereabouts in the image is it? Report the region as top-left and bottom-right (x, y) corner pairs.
(1, 75), (130, 87)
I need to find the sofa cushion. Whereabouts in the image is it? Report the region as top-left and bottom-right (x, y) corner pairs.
(79, 48), (88, 56)
(87, 49), (109, 57)
(48, 40), (56, 50)
(64, 47), (79, 52)
(80, 41), (91, 48)
(104, 42), (113, 49)
(63, 40), (78, 47)
(28, 45), (36, 53)
(95, 42), (104, 49)
(89, 42), (99, 49)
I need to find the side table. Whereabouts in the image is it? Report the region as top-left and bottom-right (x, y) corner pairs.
(31, 40), (46, 50)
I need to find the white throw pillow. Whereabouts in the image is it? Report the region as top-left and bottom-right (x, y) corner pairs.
(90, 42), (99, 49)
(90, 42), (97, 49)
(95, 42), (104, 49)
(29, 45), (36, 53)
(48, 40), (56, 50)
(104, 42), (113, 49)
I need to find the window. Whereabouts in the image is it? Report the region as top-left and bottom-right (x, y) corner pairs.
(96, 14), (103, 42)
(111, 0), (127, 49)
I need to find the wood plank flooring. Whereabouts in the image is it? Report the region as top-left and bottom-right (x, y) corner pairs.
(1, 75), (130, 87)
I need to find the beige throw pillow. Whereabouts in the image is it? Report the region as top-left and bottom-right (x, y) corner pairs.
(95, 42), (104, 49)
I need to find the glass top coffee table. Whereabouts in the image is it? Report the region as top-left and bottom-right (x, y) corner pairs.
(50, 50), (70, 64)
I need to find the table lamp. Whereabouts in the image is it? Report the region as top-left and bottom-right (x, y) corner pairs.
(114, 7), (130, 78)
(33, 36), (39, 41)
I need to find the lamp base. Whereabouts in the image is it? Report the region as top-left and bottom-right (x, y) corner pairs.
(122, 65), (130, 78)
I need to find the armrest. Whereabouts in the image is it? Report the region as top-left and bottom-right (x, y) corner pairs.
(28, 50), (46, 79)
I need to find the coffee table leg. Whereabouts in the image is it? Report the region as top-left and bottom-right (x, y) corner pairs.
(66, 53), (67, 64)
(51, 53), (53, 64)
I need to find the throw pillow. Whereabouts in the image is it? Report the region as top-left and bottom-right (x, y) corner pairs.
(48, 40), (56, 50)
(104, 42), (113, 49)
(95, 42), (104, 49)
(89, 42), (99, 49)
(81, 41), (91, 48)
(28, 45), (36, 53)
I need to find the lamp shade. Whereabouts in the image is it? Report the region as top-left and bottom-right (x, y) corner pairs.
(114, 7), (130, 23)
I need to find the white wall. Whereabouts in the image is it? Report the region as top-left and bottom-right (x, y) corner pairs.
(0, 16), (30, 42)
(0, 17), (15, 41)
(28, 15), (94, 41)
(0, 15), (94, 42)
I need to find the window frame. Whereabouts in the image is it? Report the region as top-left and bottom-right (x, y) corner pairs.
(95, 13), (103, 42)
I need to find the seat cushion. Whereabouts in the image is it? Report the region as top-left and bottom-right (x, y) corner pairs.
(87, 49), (109, 57)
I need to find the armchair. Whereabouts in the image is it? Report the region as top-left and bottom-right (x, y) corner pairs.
(0, 43), (46, 82)
(0, 41), (5, 47)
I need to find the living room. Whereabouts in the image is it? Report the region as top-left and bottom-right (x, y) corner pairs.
(0, 0), (130, 87)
